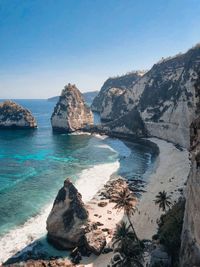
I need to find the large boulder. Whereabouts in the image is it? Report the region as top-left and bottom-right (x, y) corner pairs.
(0, 100), (37, 128)
(46, 178), (89, 249)
(51, 84), (93, 132)
(85, 229), (106, 255)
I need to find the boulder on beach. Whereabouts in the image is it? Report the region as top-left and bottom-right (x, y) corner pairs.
(46, 178), (89, 249)
(51, 83), (94, 132)
(85, 229), (107, 255)
(0, 100), (37, 128)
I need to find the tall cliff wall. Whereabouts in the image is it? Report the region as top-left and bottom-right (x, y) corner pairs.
(91, 71), (144, 120)
(180, 74), (200, 266)
(92, 45), (200, 148)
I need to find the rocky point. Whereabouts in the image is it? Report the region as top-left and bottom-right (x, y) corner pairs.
(0, 100), (37, 128)
(51, 84), (93, 132)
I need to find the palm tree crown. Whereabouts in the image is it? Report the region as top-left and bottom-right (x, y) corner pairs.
(154, 191), (172, 212)
(111, 187), (137, 217)
(111, 222), (144, 267)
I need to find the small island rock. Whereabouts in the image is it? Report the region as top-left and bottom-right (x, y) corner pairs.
(46, 178), (89, 249)
(51, 84), (93, 132)
(0, 100), (37, 128)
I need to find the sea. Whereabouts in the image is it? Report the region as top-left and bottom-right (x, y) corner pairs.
(0, 99), (158, 263)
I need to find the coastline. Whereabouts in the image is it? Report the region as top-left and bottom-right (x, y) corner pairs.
(0, 135), (131, 265)
(79, 137), (190, 267)
(1, 136), (190, 266)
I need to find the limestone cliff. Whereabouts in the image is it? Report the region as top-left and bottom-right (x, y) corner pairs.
(46, 178), (89, 249)
(0, 100), (37, 128)
(91, 108), (147, 138)
(91, 71), (145, 120)
(92, 45), (200, 148)
(180, 74), (200, 266)
(51, 84), (93, 132)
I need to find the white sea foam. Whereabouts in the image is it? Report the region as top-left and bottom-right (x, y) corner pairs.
(0, 138), (131, 264)
(76, 161), (120, 202)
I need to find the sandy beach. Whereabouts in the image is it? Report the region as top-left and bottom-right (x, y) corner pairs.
(1, 137), (190, 266)
(80, 138), (190, 267)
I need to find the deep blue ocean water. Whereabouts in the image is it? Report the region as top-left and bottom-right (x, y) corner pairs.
(0, 99), (156, 239)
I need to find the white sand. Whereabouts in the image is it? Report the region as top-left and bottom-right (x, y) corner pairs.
(132, 138), (190, 240)
(82, 138), (190, 267)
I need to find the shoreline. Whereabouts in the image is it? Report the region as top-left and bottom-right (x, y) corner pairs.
(0, 134), (131, 265)
(79, 137), (190, 267)
(1, 135), (190, 266)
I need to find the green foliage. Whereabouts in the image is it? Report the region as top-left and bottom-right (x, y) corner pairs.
(154, 191), (172, 212)
(110, 222), (144, 267)
(157, 198), (185, 266)
(111, 187), (137, 217)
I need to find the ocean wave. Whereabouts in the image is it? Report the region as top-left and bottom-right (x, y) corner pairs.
(0, 138), (131, 263)
(0, 162), (119, 263)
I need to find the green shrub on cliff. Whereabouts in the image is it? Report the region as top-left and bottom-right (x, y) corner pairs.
(156, 198), (185, 266)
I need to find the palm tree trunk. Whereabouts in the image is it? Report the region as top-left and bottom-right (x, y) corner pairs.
(127, 215), (139, 241)
(127, 215), (144, 261)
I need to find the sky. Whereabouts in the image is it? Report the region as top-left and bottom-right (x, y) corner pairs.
(0, 0), (200, 99)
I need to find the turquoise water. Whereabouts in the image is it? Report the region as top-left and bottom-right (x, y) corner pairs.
(0, 100), (155, 238)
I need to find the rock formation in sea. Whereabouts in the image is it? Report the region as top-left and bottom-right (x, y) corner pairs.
(46, 178), (89, 249)
(0, 100), (37, 128)
(46, 178), (107, 255)
(51, 83), (94, 132)
(180, 73), (200, 266)
(92, 45), (200, 148)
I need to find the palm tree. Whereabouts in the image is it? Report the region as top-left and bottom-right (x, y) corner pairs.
(112, 221), (137, 248)
(110, 222), (144, 267)
(154, 191), (172, 212)
(111, 187), (137, 236)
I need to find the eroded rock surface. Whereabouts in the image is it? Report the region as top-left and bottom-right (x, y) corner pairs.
(91, 71), (144, 120)
(92, 45), (200, 147)
(0, 100), (37, 128)
(46, 179), (89, 249)
(180, 73), (200, 266)
(85, 229), (106, 255)
(51, 84), (93, 132)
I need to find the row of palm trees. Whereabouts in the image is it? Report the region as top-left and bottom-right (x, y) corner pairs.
(108, 183), (172, 267)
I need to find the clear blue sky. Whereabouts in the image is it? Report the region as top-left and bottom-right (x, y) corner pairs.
(0, 0), (200, 98)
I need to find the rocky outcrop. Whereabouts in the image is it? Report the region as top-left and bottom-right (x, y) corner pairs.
(180, 74), (200, 266)
(0, 100), (37, 128)
(51, 84), (93, 132)
(91, 108), (147, 138)
(85, 229), (106, 255)
(46, 178), (89, 249)
(92, 45), (200, 148)
(91, 71), (145, 120)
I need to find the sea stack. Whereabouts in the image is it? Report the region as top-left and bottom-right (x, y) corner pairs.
(51, 83), (94, 132)
(0, 100), (37, 128)
(46, 178), (89, 249)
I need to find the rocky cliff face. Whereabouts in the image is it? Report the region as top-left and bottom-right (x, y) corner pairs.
(46, 178), (89, 249)
(91, 71), (145, 120)
(92, 108), (147, 138)
(0, 100), (37, 128)
(51, 84), (93, 132)
(92, 45), (200, 148)
(180, 74), (200, 266)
